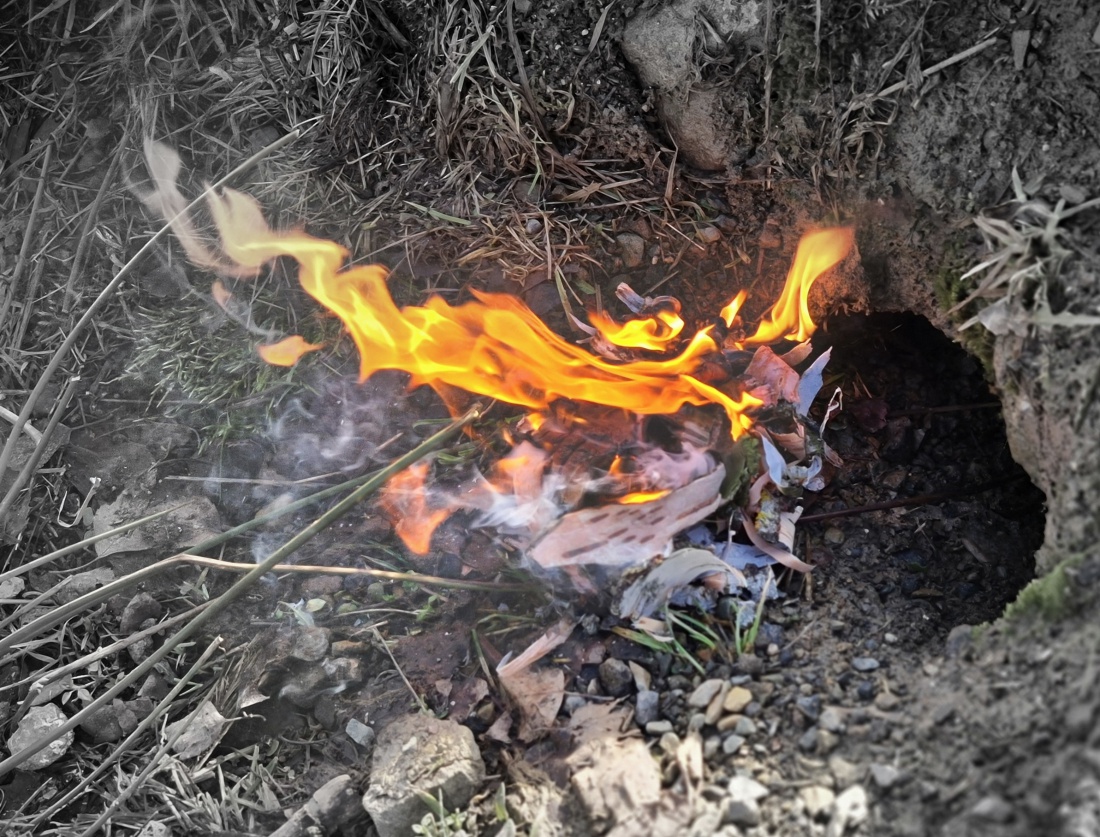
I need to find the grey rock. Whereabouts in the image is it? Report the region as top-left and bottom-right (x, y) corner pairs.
(970, 794), (1014, 823)
(119, 592), (163, 634)
(727, 774), (769, 803)
(870, 763), (901, 790)
(646, 720), (674, 735)
(563, 695), (586, 716)
(798, 727), (819, 753)
(944, 624), (974, 658)
(722, 733), (745, 755)
(688, 678), (724, 708)
(817, 729), (840, 754)
(820, 707), (846, 733)
(598, 657), (634, 698)
(734, 716), (757, 736)
(735, 654), (764, 676)
(852, 657), (880, 672)
(615, 233), (646, 268)
(725, 798), (761, 828)
(345, 718), (375, 747)
(635, 689), (661, 727)
(290, 626), (331, 662)
(271, 774), (361, 837)
(796, 694), (821, 723)
(361, 715), (485, 837)
(7, 704), (74, 769)
(829, 755), (862, 789)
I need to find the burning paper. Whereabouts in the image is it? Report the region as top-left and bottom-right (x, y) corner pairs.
(143, 140), (854, 610)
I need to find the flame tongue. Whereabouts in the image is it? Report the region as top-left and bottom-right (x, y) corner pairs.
(209, 189), (853, 443)
(742, 227), (855, 345)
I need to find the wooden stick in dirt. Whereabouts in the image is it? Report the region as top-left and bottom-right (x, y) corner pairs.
(0, 404), (480, 778)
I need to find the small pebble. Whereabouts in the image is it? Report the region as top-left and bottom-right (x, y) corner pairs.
(635, 690), (660, 727)
(824, 527), (845, 545)
(870, 763), (901, 790)
(829, 755), (861, 789)
(832, 785), (869, 832)
(852, 657), (880, 672)
(796, 694), (822, 723)
(646, 720), (674, 735)
(801, 785), (835, 820)
(856, 681), (876, 701)
(704, 736), (721, 759)
(734, 717), (757, 736)
(725, 798), (760, 827)
(723, 686), (753, 714)
(874, 691), (901, 711)
(563, 695), (586, 715)
(971, 794), (1014, 823)
(798, 727), (819, 753)
(722, 733), (746, 755)
(696, 225), (722, 244)
(598, 658), (634, 698)
(820, 707), (845, 733)
(688, 679), (725, 708)
(817, 729), (840, 754)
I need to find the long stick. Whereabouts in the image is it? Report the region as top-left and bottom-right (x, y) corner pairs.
(0, 405), (479, 777)
(0, 130), (301, 498)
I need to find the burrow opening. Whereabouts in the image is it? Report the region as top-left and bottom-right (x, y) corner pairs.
(800, 312), (1044, 649)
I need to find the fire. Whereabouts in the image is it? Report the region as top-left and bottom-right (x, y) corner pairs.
(589, 307), (685, 350)
(377, 461), (452, 554)
(741, 228), (855, 345)
(207, 189), (852, 444)
(616, 489), (672, 505)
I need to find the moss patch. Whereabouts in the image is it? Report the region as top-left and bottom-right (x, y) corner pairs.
(932, 244), (996, 382)
(1001, 555), (1085, 623)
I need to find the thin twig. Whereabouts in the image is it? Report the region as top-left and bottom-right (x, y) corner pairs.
(0, 405), (479, 777)
(68, 637), (225, 837)
(0, 129), (301, 496)
(0, 144), (51, 334)
(800, 474), (1028, 524)
(179, 554), (531, 593)
(0, 374), (80, 522)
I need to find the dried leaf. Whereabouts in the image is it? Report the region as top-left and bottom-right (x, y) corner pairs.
(498, 665), (564, 742)
(167, 701), (228, 760)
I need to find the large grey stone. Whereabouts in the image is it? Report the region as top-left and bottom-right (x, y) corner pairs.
(362, 714), (485, 837)
(7, 704), (74, 769)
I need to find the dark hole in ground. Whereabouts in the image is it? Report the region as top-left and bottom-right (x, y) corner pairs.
(800, 312), (1044, 649)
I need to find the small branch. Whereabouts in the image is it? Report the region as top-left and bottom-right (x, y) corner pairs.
(179, 554), (531, 593)
(0, 405), (479, 778)
(799, 474), (1028, 524)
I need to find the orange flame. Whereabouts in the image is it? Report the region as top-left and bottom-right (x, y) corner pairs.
(720, 289), (748, 329)
(206, 190), (828, 440)
(616, 489), (672, 504)
(378, 461), (452, 554)
(258, 335), (324, 366)
(589, 308), (685, 351)
(207, 189), (852, 443)
(743, 227), (855, 345)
